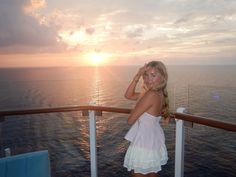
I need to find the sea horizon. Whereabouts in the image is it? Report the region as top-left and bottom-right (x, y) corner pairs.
(0, 63), (236, 69)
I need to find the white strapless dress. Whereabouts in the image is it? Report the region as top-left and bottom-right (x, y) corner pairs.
(123, 112), (168, 174)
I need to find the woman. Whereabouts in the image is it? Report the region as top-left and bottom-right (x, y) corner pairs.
(124, 61), (170, 177)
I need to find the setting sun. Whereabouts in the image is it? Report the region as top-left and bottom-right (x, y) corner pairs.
(83, 52), (112, 66)
(89, 53), (103, 65)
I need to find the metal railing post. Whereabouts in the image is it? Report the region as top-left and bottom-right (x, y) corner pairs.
(175, 107), (186, 177)
(89, 110), (98, 177)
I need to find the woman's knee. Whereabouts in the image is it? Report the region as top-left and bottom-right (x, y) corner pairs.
(147, 172), (159, 177)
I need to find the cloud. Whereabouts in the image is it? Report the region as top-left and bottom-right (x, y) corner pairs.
(0, 0), (236, 65)
(0, 0), (63, 54)
(24, 0), (46, 14)
(124, 24), (144, 38)
(85, 27), (95, 35)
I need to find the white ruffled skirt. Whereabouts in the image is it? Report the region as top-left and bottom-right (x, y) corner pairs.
(124, 143), (168, 174)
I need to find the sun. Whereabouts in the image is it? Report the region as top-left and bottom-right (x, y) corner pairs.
(84, 52), (111, 66)
(89, 53), (103, 65)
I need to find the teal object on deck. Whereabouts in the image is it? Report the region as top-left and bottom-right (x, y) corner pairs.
(0, 150), (51, 177)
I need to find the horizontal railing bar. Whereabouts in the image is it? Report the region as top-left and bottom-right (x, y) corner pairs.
(0, 106), (236, 132)
(0, 106), (131, 116)
(174, 112), (236, 132)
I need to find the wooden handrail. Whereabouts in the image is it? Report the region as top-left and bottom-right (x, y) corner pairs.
(174, 112), (236, 132)
(0, 106), (236, 132)
(0, 106), (131, 116)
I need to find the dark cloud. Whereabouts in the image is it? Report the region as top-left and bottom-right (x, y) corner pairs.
(86, 27), (95, 35)
(126, 27), (144, 38)
(0, 0), (63, 53)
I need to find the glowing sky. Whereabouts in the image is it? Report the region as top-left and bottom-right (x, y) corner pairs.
(0, 0), (236, 67)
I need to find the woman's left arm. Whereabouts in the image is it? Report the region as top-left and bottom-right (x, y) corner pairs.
(127, 91), (154, 125)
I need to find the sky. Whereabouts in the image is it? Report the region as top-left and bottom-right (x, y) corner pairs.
(0, 0), (236, 67)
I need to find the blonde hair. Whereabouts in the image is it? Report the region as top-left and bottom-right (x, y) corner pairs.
(146, 61), (170, 120)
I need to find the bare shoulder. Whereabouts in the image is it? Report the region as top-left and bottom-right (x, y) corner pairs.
(142, 90), (161, 102)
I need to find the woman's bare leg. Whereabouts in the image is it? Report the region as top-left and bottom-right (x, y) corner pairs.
(147, 173), (159, 177)
(130, 170), (159, 177)
(131, 170), (147, 177)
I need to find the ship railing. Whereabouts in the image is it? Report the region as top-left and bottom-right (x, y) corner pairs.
(0, 105), (236, 177)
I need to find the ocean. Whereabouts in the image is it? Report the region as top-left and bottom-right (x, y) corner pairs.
(0, 65), (236, 177)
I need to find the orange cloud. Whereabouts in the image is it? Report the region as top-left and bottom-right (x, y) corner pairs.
(24, 0), (46, 14)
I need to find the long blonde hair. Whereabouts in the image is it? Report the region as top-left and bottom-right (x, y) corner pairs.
(146, 61), (170, 120)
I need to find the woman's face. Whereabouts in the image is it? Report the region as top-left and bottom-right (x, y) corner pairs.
(143, 67), (162, 89)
